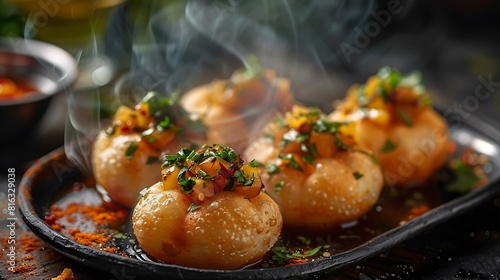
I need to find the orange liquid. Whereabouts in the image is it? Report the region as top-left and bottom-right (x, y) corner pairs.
(0, 77), (36, 98)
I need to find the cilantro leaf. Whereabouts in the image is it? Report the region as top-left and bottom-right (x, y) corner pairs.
(177, 167), (196, 194)
(266, 163), (280, 175)
(145, 156), (159, 165)
(249, 159), (261, 167)
(141, 91), (175, 117)
(278, 153), (303, 172)
(353, 171), (364, 180)
(380, 139), (397, 153)
(397, 108), (413, 126)
(446, 160), (481, 193)
(187, 203), (201, 212)
(125, 142), (139, 159)
(274, 181), (284, 195)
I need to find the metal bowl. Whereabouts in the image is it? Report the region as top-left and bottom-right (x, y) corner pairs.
(0, 38), (78, 143)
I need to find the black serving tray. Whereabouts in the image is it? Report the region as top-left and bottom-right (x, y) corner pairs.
(18, 110), (500, 280)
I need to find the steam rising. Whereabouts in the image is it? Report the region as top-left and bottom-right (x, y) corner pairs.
(185, 0), (375, 103)
(64, 0), (376, 175)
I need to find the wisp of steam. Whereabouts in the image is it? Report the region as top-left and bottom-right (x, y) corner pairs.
(63, 0), (375, 176)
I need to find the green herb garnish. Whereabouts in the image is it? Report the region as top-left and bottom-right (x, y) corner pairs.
(313, 119), (347, 134)
(233, 170), (255, 186)
(141, 127), (155, 137)
(334, 134), (350, 150)
(146, 156), (159, 165)
(239, 55), (262, 80)
(249, 159), (260, 167)
(266, 163), (280, 175)
(274, 181), (284, 195)
(138, 187), (148, 200)
(278, 153), (303, 172)
(157, 116), (174, 132)
(187, 203), (201, 212)
(125, 142), (139, 159)
(177, 167), (196, 194)
(397, 108), (413, 126)
(270, 245), (322, 264)
(353, 171), (364, 180)
(163, 148), (195, 168)
(297, 236), (311, 246)
(141, 91), (176, 117)
(380, 139), (397, 153)
(304, 246), (323, 257)
(446, 160), (481, 194)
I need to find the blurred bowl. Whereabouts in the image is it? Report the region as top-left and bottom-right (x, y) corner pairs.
(0, 37), (78, 144)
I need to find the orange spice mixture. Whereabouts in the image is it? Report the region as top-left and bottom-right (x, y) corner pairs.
(51, 267), (74, 280)
(45, 202), (128, 252)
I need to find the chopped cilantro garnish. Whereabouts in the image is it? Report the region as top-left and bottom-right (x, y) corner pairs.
(138, 187), (148, 199)
(281, 130), (299, 148)
(145, 156), (159, 165)
(162, 144), (259, 196)
(304, 246), (322, 257)
(274, 181), (284, 195)
(239, 55), (262, 80)
(353, 171), (364, 180)
(297, 236), (311, 246)
(300, 143), (309, 153)
(334, 134), (350, 150)
(271, 246), (290, 264)
(163, 148), (195, 168)
(308, 144), (318, 158)
(397, 108), (413, 126)
(446, 160), (481, 193)
(296, 133), (310, 143)
(302, 155), (314, 165)
(141, 127), (155, 137)
(234, 170), (255, 186)
(275, 116), (287, 129)
(313, 119), (347, 134)
(377, 66), (400, 90)
(125, 142), (139, 159)
(270, 244), (322, 264)
(278, 154), (303, 172)
(399, 70), (422, 88)
(227, 55), (262, 88)
(380, 139), (397, 153)
(113, 232), (126, 239)
(187, 203), (201, 212)
(104, 125), (116, 136)
(376, 85), (389, 102)
(177, 167), (196, 194)
(249, 159), (260, 167)
(266, 163), (280, 175)
(301, 143), (319, 164)
(141, 91), (175, 117)
(157, 116), (174, 132)
(197, 170), (212, 180)
(353, 149), (380, 166)
(264, 132), (275, 143)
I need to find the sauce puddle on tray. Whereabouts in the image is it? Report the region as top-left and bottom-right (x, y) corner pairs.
(41, 157), (484, 269)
